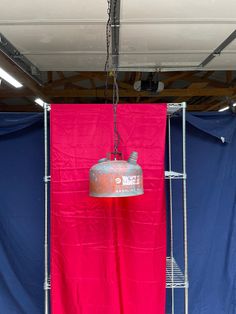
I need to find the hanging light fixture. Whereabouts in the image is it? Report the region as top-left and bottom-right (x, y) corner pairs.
(89, 0), (144, 198)
(89, 152), (143, 197)
(89, 79), (144, 198)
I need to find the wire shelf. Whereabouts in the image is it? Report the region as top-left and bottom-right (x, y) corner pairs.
(166, 257), (188, 288)
(167, 103), (184, 115)
(165, 171), (186, 179)
(47, 259), (187, 290)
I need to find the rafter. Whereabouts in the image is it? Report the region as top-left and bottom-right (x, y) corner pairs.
(201, 71), (214, 79)
(163, 71), (197, 85)
(206, 100), (227, 111)
(43, 87), (236, 98)
(45, 74), (85, 88)
(90, 79), (96, 89)
(0, 69), (235, 113)
(184, 75), (228, 88)
(1, 86), (236, 99)
(173, 82), (209, 102)
(226, 71), (233, 85)
(45, 72), (135, 91)
(0, 89), (34, 98)
(56, 71), (65, 79)
(47, 71), (53, 83)
(0, 104), (42, 112)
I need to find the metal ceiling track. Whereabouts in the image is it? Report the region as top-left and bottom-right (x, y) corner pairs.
(200, 29), (236, 67)
(0, 33), (43, 85)
(118, 29), (236, 72)
(110, 0), (121, 70)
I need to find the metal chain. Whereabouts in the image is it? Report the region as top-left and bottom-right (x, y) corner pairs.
(113, 70), (120, 154)
(105, 0), (121, 156)
(104, 0), (112, 102)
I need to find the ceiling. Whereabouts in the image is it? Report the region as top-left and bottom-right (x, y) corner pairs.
(0, 0), (236, 71)
(0, 0), (236, 112)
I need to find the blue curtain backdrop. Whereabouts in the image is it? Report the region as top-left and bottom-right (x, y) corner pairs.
(0, 111), (235, 314)
(167, 112), (236, 314)
(0, 113), (44, 314)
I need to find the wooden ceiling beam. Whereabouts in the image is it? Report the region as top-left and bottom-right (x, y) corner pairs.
(85, 73), (133, 90)
(0, 89), (34, 98)
(180, 82), (209, 89)
(0, 104), (42, 112)
(0, 102), (223, 112)
(201, 71), (214, 79)
(173, 82), (209, 103)
(163, 71), (197, 85)
(45, 74), (85, 88)
(206, 96), (236, 112)
(159, 71), (227, 88)
(141, 97), (160, 103)
(206, 103), (222, 112)
(45, 72), (135, 91)
(187, 96), (229, 112)
(43, 87), (236, 98)
(185, 75), (228, 88)
(124, 72), (130, 83)
(187, 104), (219, 111)
(226, 71), (233, 85)
(45, 72), (102, 88)
(1, 86), (236, 98)
(47, 71), (53, 83)
(90, 79), (96, 89)
(56, 71), (65, 79)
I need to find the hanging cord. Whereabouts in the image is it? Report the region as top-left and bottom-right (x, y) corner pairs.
(104, 0), (112, 102)
(105, 0), (121, 156)
(113, 70), (120, 155)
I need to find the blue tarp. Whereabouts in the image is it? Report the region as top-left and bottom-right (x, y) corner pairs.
(0, 111), (235, 313)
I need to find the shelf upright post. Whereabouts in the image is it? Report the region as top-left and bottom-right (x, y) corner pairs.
(43, 103), (50, 314)
(182, 102), (189, 314)
(168, 112), (175, 314)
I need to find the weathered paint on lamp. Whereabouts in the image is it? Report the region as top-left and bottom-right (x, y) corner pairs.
(89, 152), (144, 197)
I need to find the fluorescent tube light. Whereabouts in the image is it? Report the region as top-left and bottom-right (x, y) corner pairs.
(218, 106), (229, 112)
(35, 98), (46, 107)
(0, 68), (23, 88)
(35, 98), (50, 110)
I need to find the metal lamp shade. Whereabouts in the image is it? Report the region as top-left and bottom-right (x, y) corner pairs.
(89, 152), (144, 198)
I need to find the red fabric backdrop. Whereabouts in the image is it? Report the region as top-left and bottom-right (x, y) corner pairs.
(51, 104), (167, 314)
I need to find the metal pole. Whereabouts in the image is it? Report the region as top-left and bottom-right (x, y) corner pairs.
(44, 103), (49, 314)
(182, 102), (189, 314)
(168, 114), (175, 314)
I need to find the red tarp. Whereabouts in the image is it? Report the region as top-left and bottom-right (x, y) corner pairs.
(51, 104), (167, 314)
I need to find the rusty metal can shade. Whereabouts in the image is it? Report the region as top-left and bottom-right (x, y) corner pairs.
(89, 152), (144, 197)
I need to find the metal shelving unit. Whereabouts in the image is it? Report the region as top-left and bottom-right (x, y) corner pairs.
(43, 102), (188, 314)
(166, 102), (189, 314)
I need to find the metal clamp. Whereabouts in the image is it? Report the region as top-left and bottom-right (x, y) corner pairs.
(44, 104), (51, 111)
(182, 101), (187, 109)
(44, 277), (51, 290)
(44, 176), (51, 182)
